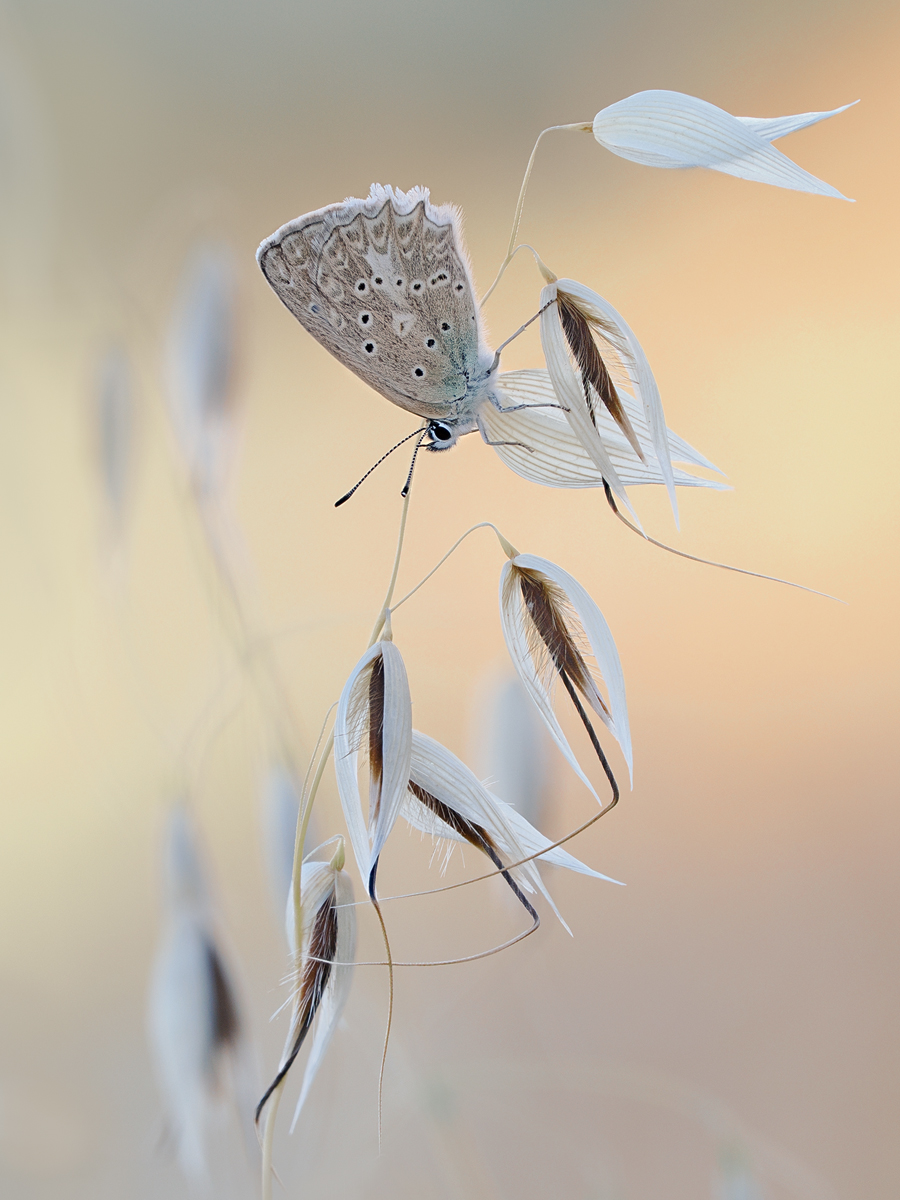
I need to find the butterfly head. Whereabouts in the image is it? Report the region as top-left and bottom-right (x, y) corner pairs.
(425, 418), (473, 452)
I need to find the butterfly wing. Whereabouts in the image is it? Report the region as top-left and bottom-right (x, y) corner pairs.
(257, 186), (493, 423)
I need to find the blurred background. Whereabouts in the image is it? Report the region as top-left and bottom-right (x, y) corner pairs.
(0, 0), (897, 1196)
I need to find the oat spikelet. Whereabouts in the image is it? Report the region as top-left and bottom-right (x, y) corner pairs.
(408, 779), (539, 923)
(255, 884), (339, 1125)
(557, 290), (645, 461)
(514, 566), (610, 723)
(334, 640), (412, 896)
(500, 553), (632, 796)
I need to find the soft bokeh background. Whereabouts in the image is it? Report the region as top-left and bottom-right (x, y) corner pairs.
(0, 0), (897, 1196)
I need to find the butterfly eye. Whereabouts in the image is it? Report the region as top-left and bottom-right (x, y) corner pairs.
(355, 280), (368, 293)
(362, 341), (377, 355)
(358, 312), (372, 326)
(430, 422), (453, 443)
(412, 366), (425, 378)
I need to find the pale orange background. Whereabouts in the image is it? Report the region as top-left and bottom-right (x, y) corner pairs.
(0, 0), (897, 1197)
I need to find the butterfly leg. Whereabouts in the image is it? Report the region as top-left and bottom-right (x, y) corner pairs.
(490, 399), (569, 414)
(487, 299), (557, 373)
(476, 415), (534, 452)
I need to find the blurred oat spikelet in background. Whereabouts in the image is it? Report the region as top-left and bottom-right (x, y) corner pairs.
(475, 673), (549, 828)
(715, 1144), (766, 1200)
(164, 240), (264, 639)
(165, 245), (239, 502)
(148, 808), (257, 1183)
(93, 343), (136, 540)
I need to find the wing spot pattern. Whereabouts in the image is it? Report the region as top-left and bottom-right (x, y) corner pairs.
(259, 194), (490, 418)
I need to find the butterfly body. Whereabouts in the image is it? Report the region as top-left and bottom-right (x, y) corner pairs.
(258, 184), (501, 448)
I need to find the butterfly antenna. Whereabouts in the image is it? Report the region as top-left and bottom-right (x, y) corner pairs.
(335, 428), (425, 507)
(400, 429), (429, 498)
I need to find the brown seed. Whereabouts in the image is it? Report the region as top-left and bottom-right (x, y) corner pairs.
(557, 291), (645, 462)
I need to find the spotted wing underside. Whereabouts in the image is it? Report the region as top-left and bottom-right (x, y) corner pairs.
(258, 189), (487, 421)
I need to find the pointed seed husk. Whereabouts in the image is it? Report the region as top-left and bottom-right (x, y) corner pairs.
(557, 290), (645, 462)
(255, 886), (339, 1124)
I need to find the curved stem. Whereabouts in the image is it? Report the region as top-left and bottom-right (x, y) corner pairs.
(480, 123), (592, 307)
(305, 907), (540, 969)
(390, 522), (516, 613)
(370, 896), (393, 1149)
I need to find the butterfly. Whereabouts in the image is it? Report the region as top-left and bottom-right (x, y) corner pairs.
(257, 184), (512, 451)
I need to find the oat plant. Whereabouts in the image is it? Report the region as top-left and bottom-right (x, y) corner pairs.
(252, 89), (853, 1197)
